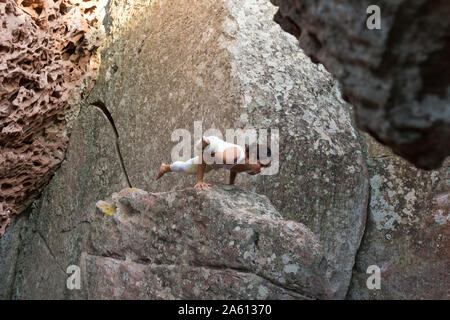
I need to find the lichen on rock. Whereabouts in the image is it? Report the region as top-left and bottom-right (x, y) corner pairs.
(347, 135), (449, 299)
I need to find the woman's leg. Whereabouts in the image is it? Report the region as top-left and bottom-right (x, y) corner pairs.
(156, 157), (212, 180)
(170, 157), (199, 174)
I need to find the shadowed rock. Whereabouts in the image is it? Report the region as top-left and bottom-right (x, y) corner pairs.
(271, 0), (450, 169)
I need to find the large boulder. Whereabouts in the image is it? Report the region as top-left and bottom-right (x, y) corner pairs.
(271, 0), (450, 170)
(85, 0), (369, 298)
(86, 186), (332, 299)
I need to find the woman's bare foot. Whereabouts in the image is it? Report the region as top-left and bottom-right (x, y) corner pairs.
(156, 163), (171, 180)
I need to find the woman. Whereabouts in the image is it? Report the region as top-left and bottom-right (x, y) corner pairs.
(156, 136), (271, 189)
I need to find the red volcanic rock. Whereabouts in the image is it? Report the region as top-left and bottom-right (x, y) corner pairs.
(0, 0), (104, 235)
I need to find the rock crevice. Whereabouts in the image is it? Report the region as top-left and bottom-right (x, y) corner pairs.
(89, 100), (133, 188)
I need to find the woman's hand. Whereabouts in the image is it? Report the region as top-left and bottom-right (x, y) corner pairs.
(195, 149), (210, 190)
(194, 181), (211, 190)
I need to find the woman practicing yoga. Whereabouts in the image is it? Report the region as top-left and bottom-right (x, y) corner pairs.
(156, 136), (272, 189)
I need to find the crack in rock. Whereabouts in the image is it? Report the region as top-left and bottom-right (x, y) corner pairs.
(89, 100), (133, 188)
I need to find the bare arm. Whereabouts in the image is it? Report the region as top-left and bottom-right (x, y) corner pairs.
(229, 171), (237, 185)
(194, 138), (211, 189)
(195, 157), (207, 185)
(247, 162), (261, 175)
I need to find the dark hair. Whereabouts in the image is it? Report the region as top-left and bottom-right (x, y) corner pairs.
(245, 143), (271, 160)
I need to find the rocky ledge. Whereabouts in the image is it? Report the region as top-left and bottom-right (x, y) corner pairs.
(85, 185), (332, 299)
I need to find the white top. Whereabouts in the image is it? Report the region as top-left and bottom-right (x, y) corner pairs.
(199, 136), (246, 170)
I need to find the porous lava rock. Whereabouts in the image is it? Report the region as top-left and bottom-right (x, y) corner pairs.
(0, 0), (105, 235)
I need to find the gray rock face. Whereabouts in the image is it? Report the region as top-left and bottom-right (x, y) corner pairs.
(0, 213), (27, 299)
(271, 0), (450, 169)
(347, 135), (449, 299)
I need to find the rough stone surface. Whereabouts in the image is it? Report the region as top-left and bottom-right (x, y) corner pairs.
(271, 0), (450, 170)
(84, 255), (310, 299)
(0, 210), (28, 299)
(85, 186), (331, 299)
(347, 135), (449, 299)
(4, 185), (333, 299)
(84, 0), (368, 298)
(0, 0), (106, 235)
